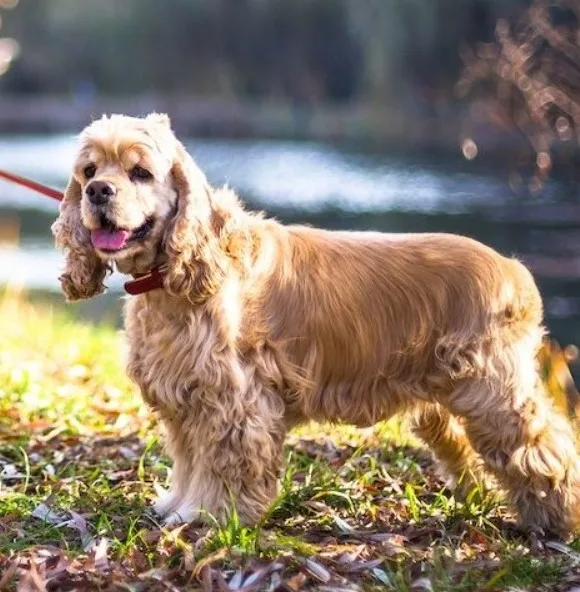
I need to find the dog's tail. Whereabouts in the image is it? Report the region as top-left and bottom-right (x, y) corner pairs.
(501, 257), (544, 331)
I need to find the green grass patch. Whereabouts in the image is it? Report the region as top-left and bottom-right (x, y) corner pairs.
(0, 288), (579, 590)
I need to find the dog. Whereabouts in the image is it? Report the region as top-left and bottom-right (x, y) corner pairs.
(52, 113), (580, 537)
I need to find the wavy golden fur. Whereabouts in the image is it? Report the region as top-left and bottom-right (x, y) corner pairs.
(53, 113), (580, 537)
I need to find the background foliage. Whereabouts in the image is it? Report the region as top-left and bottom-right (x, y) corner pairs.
(0, 0), (524, 108)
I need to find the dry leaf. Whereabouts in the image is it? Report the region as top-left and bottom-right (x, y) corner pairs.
(304, 558), (331, 583)
(31, 503), (63, 526)
(93, 538), (109, 572)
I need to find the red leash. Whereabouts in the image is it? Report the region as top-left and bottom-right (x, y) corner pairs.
(0, 168), (64, 202)
(0, 168), (164, 295)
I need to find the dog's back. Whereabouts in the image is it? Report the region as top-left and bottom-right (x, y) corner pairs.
(255, 227), (543, 419)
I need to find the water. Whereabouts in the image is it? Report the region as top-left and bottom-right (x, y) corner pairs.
(2, 134), (580, 345)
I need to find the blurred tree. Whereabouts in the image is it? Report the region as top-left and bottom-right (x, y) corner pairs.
(0, 0), (527, 109)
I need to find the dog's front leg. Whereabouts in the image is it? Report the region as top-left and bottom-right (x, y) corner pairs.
(155, 392), (285, 526)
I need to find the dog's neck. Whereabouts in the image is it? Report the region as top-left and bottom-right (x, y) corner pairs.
(121, 190), (269, 299)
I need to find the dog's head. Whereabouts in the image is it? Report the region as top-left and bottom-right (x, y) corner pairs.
(52, 113), (219, 301)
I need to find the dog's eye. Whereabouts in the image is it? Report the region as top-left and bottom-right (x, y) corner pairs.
(84, 165), (96, 179)
(130, 166), (153, 182)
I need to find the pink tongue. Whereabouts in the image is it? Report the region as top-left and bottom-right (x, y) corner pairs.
(91, 228), (130, 251)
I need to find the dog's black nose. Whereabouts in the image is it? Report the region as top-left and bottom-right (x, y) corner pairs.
(86, 180), (116, 205)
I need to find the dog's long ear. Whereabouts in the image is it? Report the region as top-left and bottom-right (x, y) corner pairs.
(163, 141), (227, 301)
(51, 175), (108, 301)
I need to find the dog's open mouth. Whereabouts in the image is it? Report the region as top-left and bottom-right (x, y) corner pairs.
(90, 215), (154, 252)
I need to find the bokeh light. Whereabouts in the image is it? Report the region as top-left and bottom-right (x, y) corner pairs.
(0, 0), (18, 76)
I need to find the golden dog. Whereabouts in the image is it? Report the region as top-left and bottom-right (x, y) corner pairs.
(52, 113), (580, 537)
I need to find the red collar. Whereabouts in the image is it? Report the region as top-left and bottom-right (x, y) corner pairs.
(124, 266), (167, 295)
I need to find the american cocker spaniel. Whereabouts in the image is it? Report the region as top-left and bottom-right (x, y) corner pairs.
(52, 113), (580, 537)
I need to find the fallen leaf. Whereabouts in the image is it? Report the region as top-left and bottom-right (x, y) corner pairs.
(229, 569), (244, 590)
(0, 464), (24, 479)
(545, 540), (580, 564)
(212, 569), (230, 592)
(68, 511), (95, 551)
(336, 545), (366, 564)
(201, 565), (213, 592)
(238, 563), (282, 592)
(340, 558), (384, 574)
(411, 576), (433, 591)
(371, 567), (393, 587)
(31, 503), (63, 526)
(303, 558), (331, 583)
(93, 538), (109, 572)
(0, 560), (18, 590)
(333, 516), (355, 534)
(285, 572), (307, 591)
(18, 560), (47, 592)
(192, 548), (228, 581)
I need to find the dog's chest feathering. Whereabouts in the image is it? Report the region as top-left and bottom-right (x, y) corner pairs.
(124, 296), (234, 410)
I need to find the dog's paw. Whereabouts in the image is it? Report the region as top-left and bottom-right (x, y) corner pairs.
(163, 502), (202, 526)
(152, 487), (181, 518)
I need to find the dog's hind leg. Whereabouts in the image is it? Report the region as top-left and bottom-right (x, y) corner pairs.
(411, 403), (492, 496)
(444, 336), (580, 538)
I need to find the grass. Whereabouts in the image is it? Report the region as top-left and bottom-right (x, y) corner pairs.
(1, 287), (580, 591)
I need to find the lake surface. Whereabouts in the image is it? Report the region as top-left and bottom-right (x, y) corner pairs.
(2, 134), (580, 345)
